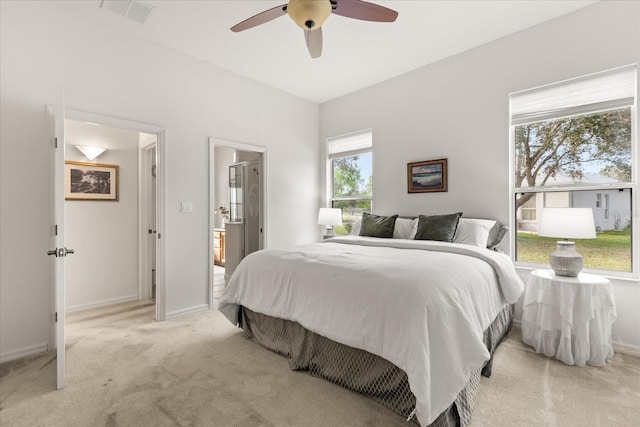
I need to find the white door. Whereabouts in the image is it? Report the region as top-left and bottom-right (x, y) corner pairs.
(139, 142), (157, 301)
(150, 147), (157, 299)
(47, 91), (73, 390)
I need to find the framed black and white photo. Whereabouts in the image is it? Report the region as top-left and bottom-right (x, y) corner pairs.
(407, 158), (448, 193)
(65, 161), (119, 201)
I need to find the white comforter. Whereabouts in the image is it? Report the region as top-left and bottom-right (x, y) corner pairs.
(217, 236), (524, 426)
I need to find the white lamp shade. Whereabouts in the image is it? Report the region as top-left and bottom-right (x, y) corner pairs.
(75, 145), (106, 161)
(538, 208), (596, 239)
(318, 208), (343, 226)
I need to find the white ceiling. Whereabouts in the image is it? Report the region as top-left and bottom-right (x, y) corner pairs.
(71, 1), (596, 103)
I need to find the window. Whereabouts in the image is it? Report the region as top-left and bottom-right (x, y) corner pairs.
(327, 129), (373, 235)
(511, 65), (637, 274)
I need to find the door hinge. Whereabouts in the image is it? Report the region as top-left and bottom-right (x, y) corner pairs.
(55, 224), (58, 236)
(54, 137), (58, 149)
(55, 312), (58, 322)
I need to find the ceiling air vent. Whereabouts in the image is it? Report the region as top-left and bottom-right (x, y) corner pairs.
(101, 0), (154, 24)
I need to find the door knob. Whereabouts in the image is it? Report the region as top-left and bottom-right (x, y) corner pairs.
(65, 248), (75, 255)
(47, 249), (57, 256)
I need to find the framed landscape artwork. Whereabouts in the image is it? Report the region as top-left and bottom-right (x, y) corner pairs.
(65, 161), (119, 201)
(407, 158), (448, 193)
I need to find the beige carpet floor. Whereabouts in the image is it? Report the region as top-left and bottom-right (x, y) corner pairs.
(0, 301), (638, 427)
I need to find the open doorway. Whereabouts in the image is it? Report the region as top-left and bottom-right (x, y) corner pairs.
(209, 138), (267, 307)
(64, 110), (166, 321)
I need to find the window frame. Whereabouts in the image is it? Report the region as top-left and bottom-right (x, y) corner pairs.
(509, 66), (638, 279)
(326, 130), (373, 233)
(329, 149), (373, 216)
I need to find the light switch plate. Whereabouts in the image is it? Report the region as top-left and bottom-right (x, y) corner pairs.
(181, 201), (193, 213)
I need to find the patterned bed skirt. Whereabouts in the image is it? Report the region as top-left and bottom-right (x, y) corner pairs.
(239, 304), (513, 427)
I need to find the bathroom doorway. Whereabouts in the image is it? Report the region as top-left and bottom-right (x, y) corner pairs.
(208, 138), (267, 307)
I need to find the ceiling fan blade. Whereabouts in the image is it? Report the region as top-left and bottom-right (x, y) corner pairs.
(230, 4), (288, 32)
(331, 0), (398, 22)
(304, 28), (323, 59)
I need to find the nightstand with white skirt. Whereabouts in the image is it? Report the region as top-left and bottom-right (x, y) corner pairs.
(521, 269), (616, 367)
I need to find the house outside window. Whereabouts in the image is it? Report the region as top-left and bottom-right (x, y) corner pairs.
(510, 65), (637, 274)
(521, 195), (537, 221)
(327, 129), (373, 235)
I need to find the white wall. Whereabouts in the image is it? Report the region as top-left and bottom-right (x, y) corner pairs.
(65, 120), (139, 311)
(319, 1), (640, 348)
(0, 2), (319, 361)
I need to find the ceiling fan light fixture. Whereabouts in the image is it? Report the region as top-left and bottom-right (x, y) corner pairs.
(287, 0), (331, 30)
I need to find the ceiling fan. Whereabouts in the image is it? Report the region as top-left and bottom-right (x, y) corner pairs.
(231, 0), (398, 59)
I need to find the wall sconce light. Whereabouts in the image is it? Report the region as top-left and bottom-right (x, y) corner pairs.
(75, 145), (107, 161)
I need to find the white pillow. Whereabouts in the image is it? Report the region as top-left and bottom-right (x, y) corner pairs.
(393, 218), (418, 239)
(453, 218), (496, 247)
(408, 219), (419, 239)
(350, 218), (362, 235)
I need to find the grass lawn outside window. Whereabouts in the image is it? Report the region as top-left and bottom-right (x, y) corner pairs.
(517, 229), (632, 272)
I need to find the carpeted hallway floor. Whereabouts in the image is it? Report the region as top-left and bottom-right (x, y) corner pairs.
(0, 301), (638, 426)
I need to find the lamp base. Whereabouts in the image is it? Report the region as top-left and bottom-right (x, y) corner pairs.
(549, 241), (583, 277)
(322, 226), (336, 240)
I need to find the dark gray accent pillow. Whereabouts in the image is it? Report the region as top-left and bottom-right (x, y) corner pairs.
(414, 212), (463, 243)
(487, 221), (508, 248)
(359, 212), (398, 238)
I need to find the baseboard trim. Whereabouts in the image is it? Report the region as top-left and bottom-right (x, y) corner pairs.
(0, 341), (48, 364)
(166, 304), (209, 320)
(613, 342), (640, 357)
(66, 295), (139, 313)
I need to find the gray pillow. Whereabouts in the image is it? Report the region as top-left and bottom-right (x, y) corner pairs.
(414, 212), (463, 243)
(359, 212), (398, 238)
(487, 221), (508, 248)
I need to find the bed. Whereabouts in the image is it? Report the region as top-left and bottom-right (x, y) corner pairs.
(217, 214), (524, 426)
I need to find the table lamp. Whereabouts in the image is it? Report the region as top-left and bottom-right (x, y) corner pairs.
(537, 208), (596, 277)
(318, 208), (342, 238)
